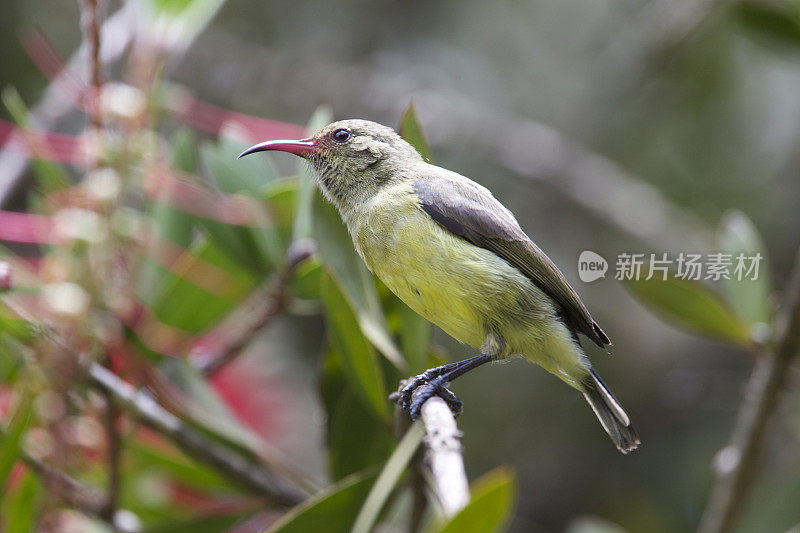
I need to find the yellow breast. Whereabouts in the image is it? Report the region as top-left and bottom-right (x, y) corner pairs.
(345, 182), (535, 348)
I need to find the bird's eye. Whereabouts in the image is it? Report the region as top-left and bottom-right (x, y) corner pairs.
(332, 128), (352, 143)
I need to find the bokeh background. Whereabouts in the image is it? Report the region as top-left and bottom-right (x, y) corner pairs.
(2, 1), (800, 532)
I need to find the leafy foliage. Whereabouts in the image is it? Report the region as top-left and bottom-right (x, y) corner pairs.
(625, 210), (770, 348)
(0, 39), (507, 529)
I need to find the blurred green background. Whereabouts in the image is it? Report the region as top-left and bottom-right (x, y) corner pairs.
(2, 0), (800, 531)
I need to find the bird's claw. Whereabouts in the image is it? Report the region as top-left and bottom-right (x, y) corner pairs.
(392, 375), (463, 420)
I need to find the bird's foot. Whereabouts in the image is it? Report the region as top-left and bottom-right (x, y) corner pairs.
(390, 374), (463, 420)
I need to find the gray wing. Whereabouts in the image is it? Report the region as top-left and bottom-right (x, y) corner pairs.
(413, 174), (610, 348)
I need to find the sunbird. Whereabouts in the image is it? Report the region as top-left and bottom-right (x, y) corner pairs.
(239, 119), (640, 453)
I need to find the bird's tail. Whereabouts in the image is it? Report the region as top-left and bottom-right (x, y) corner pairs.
(582, 367), (640, 454)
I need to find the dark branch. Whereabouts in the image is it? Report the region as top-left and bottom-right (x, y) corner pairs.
(85, 362), (307, 507)
(699, 247), (800, 533)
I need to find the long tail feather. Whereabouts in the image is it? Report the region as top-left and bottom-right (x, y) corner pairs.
(582, 368), (640, 454)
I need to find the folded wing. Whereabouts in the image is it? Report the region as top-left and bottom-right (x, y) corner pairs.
(413, 174), (610, 348)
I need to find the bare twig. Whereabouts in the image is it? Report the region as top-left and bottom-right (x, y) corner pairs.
(0, 422), (126, 528)
(79, 0), (104, 131)
(699, 248), (800, 533)
(78, 0), (120, 521)
(25, 452), (107, 517)
(417, 396), (470, 517)
(194, 240), (314, 376)
(85, 362), (307, 506)
(194, 276), (287, 377)
(0, 3), (136, 206)
(2, 281), (310, 509)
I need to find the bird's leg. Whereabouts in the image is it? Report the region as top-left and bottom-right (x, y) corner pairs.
(392, 354), (492, 420)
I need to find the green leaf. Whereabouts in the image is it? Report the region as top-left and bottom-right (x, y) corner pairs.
(352, 424), (425, 533)
(139, 237), (257, 335)
(399, 103), (433, 162)
(399, 301), (432, 374)
(194, 218), (274, 276)
(0, 395), (33, 489)
(157, 131), (198, 249)
(1, 86), (70, 194)
(718, 210), (771, 326)
(1, 470), (40, 533)
(170, 127), (199, 173)
(736, 1), (800, 52)
(263, 177), (300, 245)
(313, 193), (405, 369)
(151, 128), (197, 247)
(202, 137), (283, 272)
(321, 273), (390, 421)
(0, 303), (35, 344)
(290, 258), (322, 300)
(430, 466), (517, 533)
(205, 135), (279, 196)
(293, 106), (333, 243)
(320, 350), (394, 480)
(126, 439), (230, 491)
(142, 0), (226, 49)
(625, 275), (751, 346)
(150, 202), (194, 250)
(158, 358), (265, 453)
(266, 470), (378, 533)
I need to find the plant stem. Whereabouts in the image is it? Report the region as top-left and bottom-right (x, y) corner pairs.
(194, 275), (287, 377)
(99, 389), (121, 522)
(699, 248), (800, 533)
(85, 362), (307, 506)
(0, 423), (114, 524)
(79, 0), (104, 130)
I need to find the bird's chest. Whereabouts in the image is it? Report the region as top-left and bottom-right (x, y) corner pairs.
(346, 196), (494, 347)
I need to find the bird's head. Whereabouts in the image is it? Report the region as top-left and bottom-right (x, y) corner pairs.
(239, 119), (422, 208)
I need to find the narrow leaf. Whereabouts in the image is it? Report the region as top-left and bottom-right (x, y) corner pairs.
(399, 104), (432, 162)
(266, 470), (378, 533)
(159, 358), (261, 450)
(736, 2), (800, 52)
(431, 466), (517, 533)
(399, 301), (432, 374)
(170, 127), (199, 173)
(202, 137), (282, 272)
(321, 273), (390, 421)
(320, 350), (394, 480)
(1, 86), (70, 193)
(139, 237), (257, 335)
(263, 177), (300, 246)
(625, 275), (751, 346)
(352, 424), (425, 533)
(1, 470), (40, 533)
(0, 395), (33, 488)
(293, 106), (332, 243)
(718, 210), (771, 326)
(313, 193), (405, 369)
(143, 0), (226, 50)
(126, 439), (230, 491)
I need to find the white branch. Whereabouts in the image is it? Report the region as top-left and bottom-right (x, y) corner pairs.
(419, 396), (470, 517)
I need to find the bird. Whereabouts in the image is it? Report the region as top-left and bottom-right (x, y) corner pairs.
(239, 119), (640, 453)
